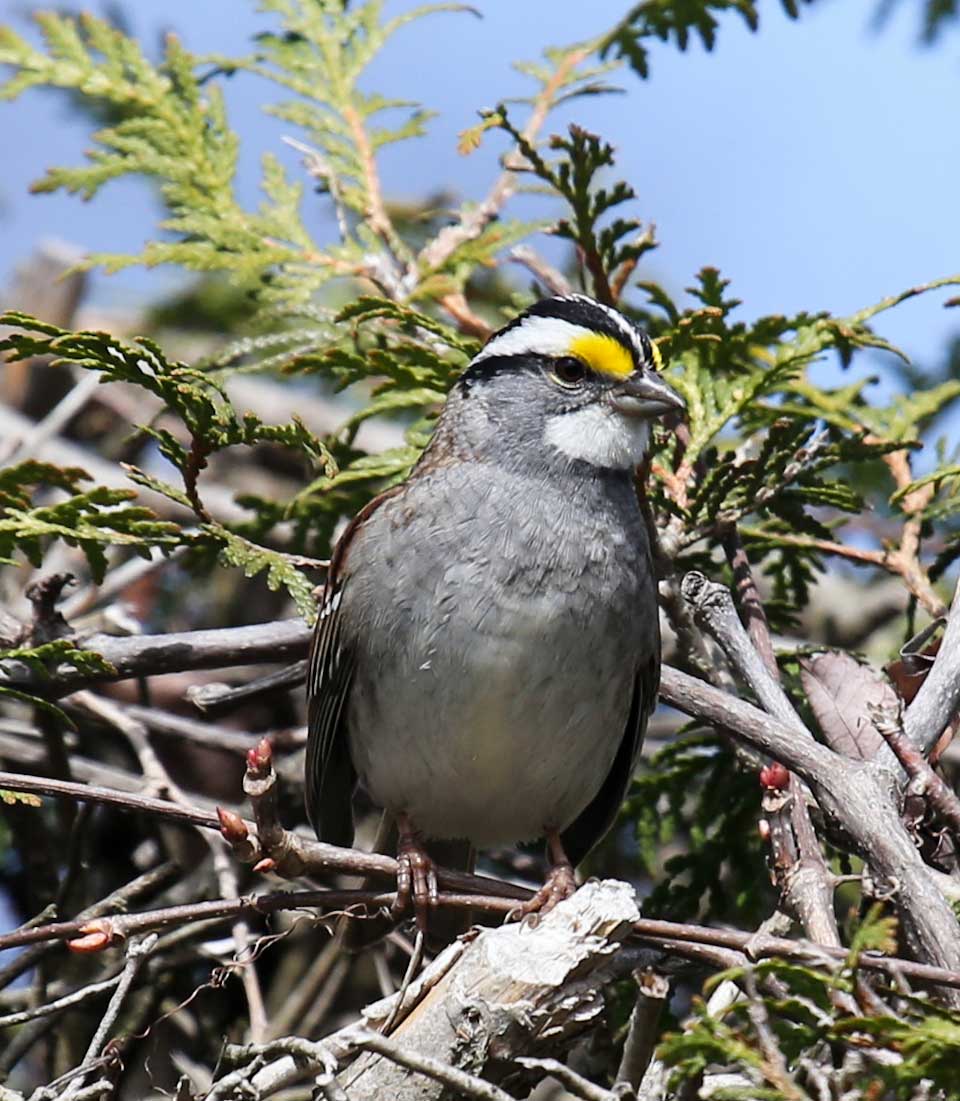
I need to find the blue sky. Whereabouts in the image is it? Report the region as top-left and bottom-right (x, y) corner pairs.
(1, 0), (958, 375)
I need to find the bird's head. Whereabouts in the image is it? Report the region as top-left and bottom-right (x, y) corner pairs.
(454, 295), (684, 471)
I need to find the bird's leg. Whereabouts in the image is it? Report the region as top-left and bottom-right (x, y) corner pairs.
(517, 830), (578, 918)
(391, 812), (438, 933)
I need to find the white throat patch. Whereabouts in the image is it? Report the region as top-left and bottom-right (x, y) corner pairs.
(543, 405), (650, 469)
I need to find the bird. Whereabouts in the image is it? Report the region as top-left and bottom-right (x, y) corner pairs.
(305, 294), (684, 931)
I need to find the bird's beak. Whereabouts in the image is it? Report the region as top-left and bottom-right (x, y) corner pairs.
(610, 371), (685, 418)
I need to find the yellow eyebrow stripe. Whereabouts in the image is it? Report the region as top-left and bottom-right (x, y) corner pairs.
(569, 331), (634, 380)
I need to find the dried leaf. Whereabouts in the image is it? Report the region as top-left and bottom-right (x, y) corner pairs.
(799, 651), (899, 762)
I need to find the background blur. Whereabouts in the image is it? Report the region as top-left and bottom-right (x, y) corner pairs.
(3, 0), (958, 372)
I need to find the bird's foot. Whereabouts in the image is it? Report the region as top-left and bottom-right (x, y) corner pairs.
(391, 816), (437, 934)
(516, 860), (577, 921)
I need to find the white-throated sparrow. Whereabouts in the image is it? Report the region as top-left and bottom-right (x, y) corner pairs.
(306, 294), (683, 926)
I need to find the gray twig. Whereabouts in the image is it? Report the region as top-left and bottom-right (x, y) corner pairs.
(905, 578), (960, 755)
(0, 975), (122, 1030)
(342, 1026), (515, 1101)
(614, 970), (670, 1095)
(61, 935), (157, 1099)
(515, 1057), (613, 1101)
(676, 571), (960, 1000)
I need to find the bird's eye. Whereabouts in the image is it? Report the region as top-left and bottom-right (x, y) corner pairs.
(552, 356), (587, 387)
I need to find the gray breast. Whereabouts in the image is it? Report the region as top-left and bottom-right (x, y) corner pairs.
(341, 460), (656, 846)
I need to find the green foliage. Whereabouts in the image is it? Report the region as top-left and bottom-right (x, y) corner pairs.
(479, 108), (654, 304)
(0, 459), (179, 581)
(0, 12), (310, 284)
(627, 731), (771, 925)
(3, 2), (960, 1094)
(0, 637), (116, 679)
(211, 525), (318, 621)
(601, 0), (811, 79)
(660, 929), (960, 1100)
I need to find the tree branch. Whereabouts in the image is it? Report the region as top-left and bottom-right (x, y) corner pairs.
(904, 577), (960, 755)
(676, 572), (960, 997)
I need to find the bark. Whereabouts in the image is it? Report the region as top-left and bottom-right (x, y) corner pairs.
(339, 880), (639, 1101)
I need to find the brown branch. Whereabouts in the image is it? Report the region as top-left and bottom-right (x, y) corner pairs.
(0, 888), (513, 955)
(438, 292), (492, 339)
(715, 530), (840, 949)
(418, 46), (590, 273)
(741, 525), (946, 619)
(341, 103), (408, 269)
(508, 245), (572, 296)
(882, 446), (945, 618)
(0, 769), (533, 903)
(0, 861), (179, 992)
(719, 524), (777, 676)
(876, 708), (960, 840)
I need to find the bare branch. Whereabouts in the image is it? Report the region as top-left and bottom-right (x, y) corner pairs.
(905, 577), (960, 755)
(344, 1027), (517, 1101)
(61, 934), (156, 1100)
(876, 707), (960, 840)
(614, 970), (670, 1095)
(508, 246), (573, 296)
(0, 974), (122, 1030)
(675, 572), (960, 997)
(0, 618), (313, 696)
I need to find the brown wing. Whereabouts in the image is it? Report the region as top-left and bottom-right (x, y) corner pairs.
(560, 651), (659, 868)
(304, 485), (403, 846)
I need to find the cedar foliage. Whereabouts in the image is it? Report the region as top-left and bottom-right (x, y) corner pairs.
(1, 2), (960, 1098)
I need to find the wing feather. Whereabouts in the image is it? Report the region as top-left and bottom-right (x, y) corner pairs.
(560, 651), (658, 868)
(304, 485), (403, 847)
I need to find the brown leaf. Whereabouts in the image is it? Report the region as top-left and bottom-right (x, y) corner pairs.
(886, 637), (941, 705)
(799, 651), (899, 762)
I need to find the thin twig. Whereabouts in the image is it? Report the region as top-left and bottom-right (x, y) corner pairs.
(875, 708), (960, 839)
(508, 246), (573, 296)
(0, 974), (122, 1030)
(0, 860), (179, 993)
(515, 1057), (613, 1101)
(418, 46), (590, 273)
(61, 934), (157, 1100)
(342, 1026), (516, 1101)
(3, 371), (102, 465)
(5, 881), (960, 992)
(0, 768), (532, 903)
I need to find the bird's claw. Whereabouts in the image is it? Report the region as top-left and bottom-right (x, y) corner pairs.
(391, 833), (437, 934)
(515, 861), (577, 924)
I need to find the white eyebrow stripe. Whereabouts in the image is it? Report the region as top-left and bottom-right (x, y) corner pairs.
(472, 316), (593, 364)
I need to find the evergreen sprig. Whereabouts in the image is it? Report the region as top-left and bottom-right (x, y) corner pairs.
(600, 0), (812, 79)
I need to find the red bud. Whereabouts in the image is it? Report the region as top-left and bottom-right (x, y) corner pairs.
(246, 737), (273, 777)
(759, 762), (789, 790)
(217, 806), (248, 843)
(67, 919), (117, 954)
